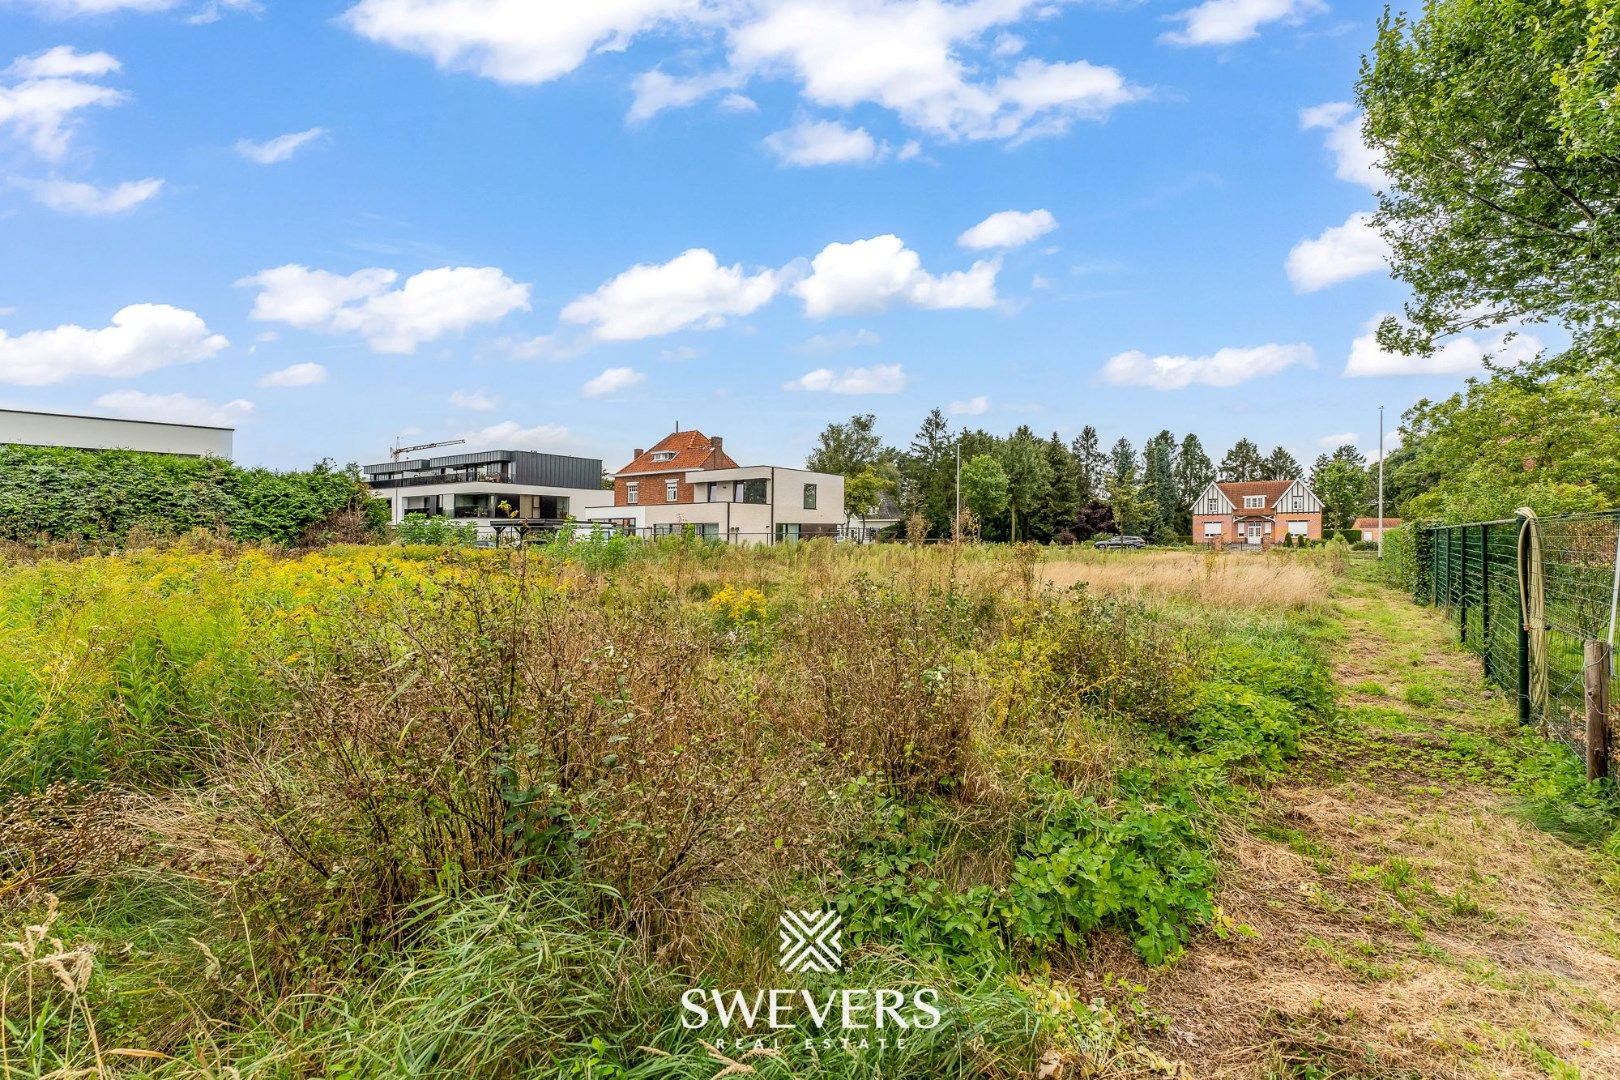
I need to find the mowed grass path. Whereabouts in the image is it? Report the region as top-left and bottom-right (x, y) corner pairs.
(1079, 558), (1620, 1079)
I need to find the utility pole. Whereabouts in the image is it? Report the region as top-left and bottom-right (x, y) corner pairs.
(954, 437), (962, 541)
(1377, 405), (1385, 559)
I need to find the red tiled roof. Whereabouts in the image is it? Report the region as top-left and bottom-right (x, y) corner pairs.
(1214, 480), (1296, 509)
(616, 430), (739, 476)
(1352, 517), (1402, 530)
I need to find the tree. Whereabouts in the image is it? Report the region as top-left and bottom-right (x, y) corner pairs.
(1390, 355), (1620, 520)
(1218, 439), (1264, 482)
(899, 408), (955, 536)
(1260, 446), (1302, 481)
(1108, 477), (1153, 537)
(1311, 444), (1370, 529)
(1143, 430), (1181, 541)
(960, 454), (1009, 527)
(1173, 433), (1214, 505)
(808, 413), (898, 518)
(1074, 499), (1115, 540)
(844, 466), (893, 531)
(1108, 437), (1138, 493)
(1071, 425), (1106, 504)
(1361, 0), (1620, 371)
(1032, 432), (1080, 542)
(998, 425), (1051, 542)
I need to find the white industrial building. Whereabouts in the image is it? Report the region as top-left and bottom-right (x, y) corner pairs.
(0, 408), (233, 457)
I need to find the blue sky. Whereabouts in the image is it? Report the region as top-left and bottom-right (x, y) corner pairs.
(0, 0), (1535, 471)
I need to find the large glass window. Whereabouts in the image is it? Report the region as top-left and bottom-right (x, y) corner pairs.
(776, 522), (801, 543)
(803, 483), (817, 510)
(738, 479), (767, 504)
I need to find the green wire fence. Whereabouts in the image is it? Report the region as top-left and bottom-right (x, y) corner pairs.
(1416, 510), (1620, 779)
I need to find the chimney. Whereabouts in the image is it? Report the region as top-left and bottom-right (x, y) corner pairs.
(710, 436), (723, 452)
(633, 449), (645, 459)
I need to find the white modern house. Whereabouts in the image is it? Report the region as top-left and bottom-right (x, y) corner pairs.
(580, 430), (846, 544)
(0, 408), (233, 457)
(363, 449), (612, 533)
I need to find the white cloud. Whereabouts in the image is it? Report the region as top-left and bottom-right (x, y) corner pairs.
(19, 176), (162, 214)
(0, 303), (228, 386)
(1301, 102), (1385, 189)
(1101, 342), (1314, 390)
(343, 0), (708, 86)
(728, 3), (1143, 142)
(581, 366), (647, 397)
(950, 394), (989, 415)
(792, 328), (881, 354)
(783, 362), (907, 394)
(1317, 431), (1358, 448)
(448, 387), (497, 410)
(763, 118), (879, 166)
(1343, 315), (1543, 377)
(958, 208), (1056, 250)
(459, 419), (572, 450)
(93, 389), (253, 427)
(794, 234), (998, 318)
(257, 361), (327, 387)
(1161, 0), (1325, 47)
(344, 0), (1143, 145)
(1286, 210), (1390, 292)
(235, 126), (326, 164)
(561, 248), (784, 341)
(0, 46), (126, 161)
(239, 264), (530, 354)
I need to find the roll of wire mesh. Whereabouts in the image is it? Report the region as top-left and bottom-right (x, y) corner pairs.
(1517, 508), (1549, 733)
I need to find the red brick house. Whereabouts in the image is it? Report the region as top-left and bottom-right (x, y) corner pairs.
(612, 429), (739, 507)
(1191, 479), (1323, 547)
(1352, 516), (1402, 542)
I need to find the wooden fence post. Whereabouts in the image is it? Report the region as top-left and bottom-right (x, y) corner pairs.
(1587, 640), (1612, 782)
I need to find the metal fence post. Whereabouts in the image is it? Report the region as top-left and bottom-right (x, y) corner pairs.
(1516, 513), (1531, 726)
(1481, 522), (1491, 678)
(1587, 640), (1612, 781)
(1460, 525), (1470, 642)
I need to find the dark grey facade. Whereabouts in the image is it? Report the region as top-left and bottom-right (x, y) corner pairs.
(364, 450), (603, 490)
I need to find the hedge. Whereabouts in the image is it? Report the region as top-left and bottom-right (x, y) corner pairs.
(0, 446), (388, 546)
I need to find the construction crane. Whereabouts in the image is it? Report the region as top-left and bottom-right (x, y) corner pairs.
(389, 437), (465, 461)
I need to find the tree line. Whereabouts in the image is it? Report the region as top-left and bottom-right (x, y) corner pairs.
(807, 412), (1381, 542)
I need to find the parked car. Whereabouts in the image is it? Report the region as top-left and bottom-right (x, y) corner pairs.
(1094, 534), (1147, 549)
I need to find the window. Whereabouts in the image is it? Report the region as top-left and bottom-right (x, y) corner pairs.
(803, 483), (817, 510)
(1243, 495), (1266, 509)
(665, 479), (679, 501)
(776, 523), (801, 543)
(1288, 520), (1308, 536)
(738, 478), (767, 504)
(1203, 521), (1223, 537)
(626, 481), (639, 505)
(1292, 495), (1303, 510)
(651, 451), (676, 462)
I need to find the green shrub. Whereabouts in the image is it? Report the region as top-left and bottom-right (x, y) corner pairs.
(394, 512), (479, 546)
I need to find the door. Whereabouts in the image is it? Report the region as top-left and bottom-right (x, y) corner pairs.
(1246, 523), (1264, 546)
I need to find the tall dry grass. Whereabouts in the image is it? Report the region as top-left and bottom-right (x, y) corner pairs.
(1040, 548), (1339, 612)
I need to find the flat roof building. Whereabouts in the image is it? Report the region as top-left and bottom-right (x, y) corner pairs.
(0, 408), (233, 458)
(363, 448), (611, 529)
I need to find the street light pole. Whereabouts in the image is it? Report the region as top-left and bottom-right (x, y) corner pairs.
(954, 437), (962, 541)
(1377, 404), (1385, 559)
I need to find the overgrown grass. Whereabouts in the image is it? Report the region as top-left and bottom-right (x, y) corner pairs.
(0, 539), (1339, 1076)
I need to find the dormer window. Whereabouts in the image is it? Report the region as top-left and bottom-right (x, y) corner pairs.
(1243, 495), (1266, 509)
(651, 451), (676, 462)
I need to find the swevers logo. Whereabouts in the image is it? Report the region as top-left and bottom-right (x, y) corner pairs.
(778, 909), (841, 973)
(678, 908), (941, 1054)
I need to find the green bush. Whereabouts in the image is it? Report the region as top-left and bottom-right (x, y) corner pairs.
(0, 446), (384, 546)
(394, 513), (480, 546)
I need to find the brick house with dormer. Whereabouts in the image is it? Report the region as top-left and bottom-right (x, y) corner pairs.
(612, 429), (739, 508)
(1191, 478), (1323, 547)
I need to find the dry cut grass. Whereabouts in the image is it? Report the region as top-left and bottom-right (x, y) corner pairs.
(1040, 548), (1339, 613)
